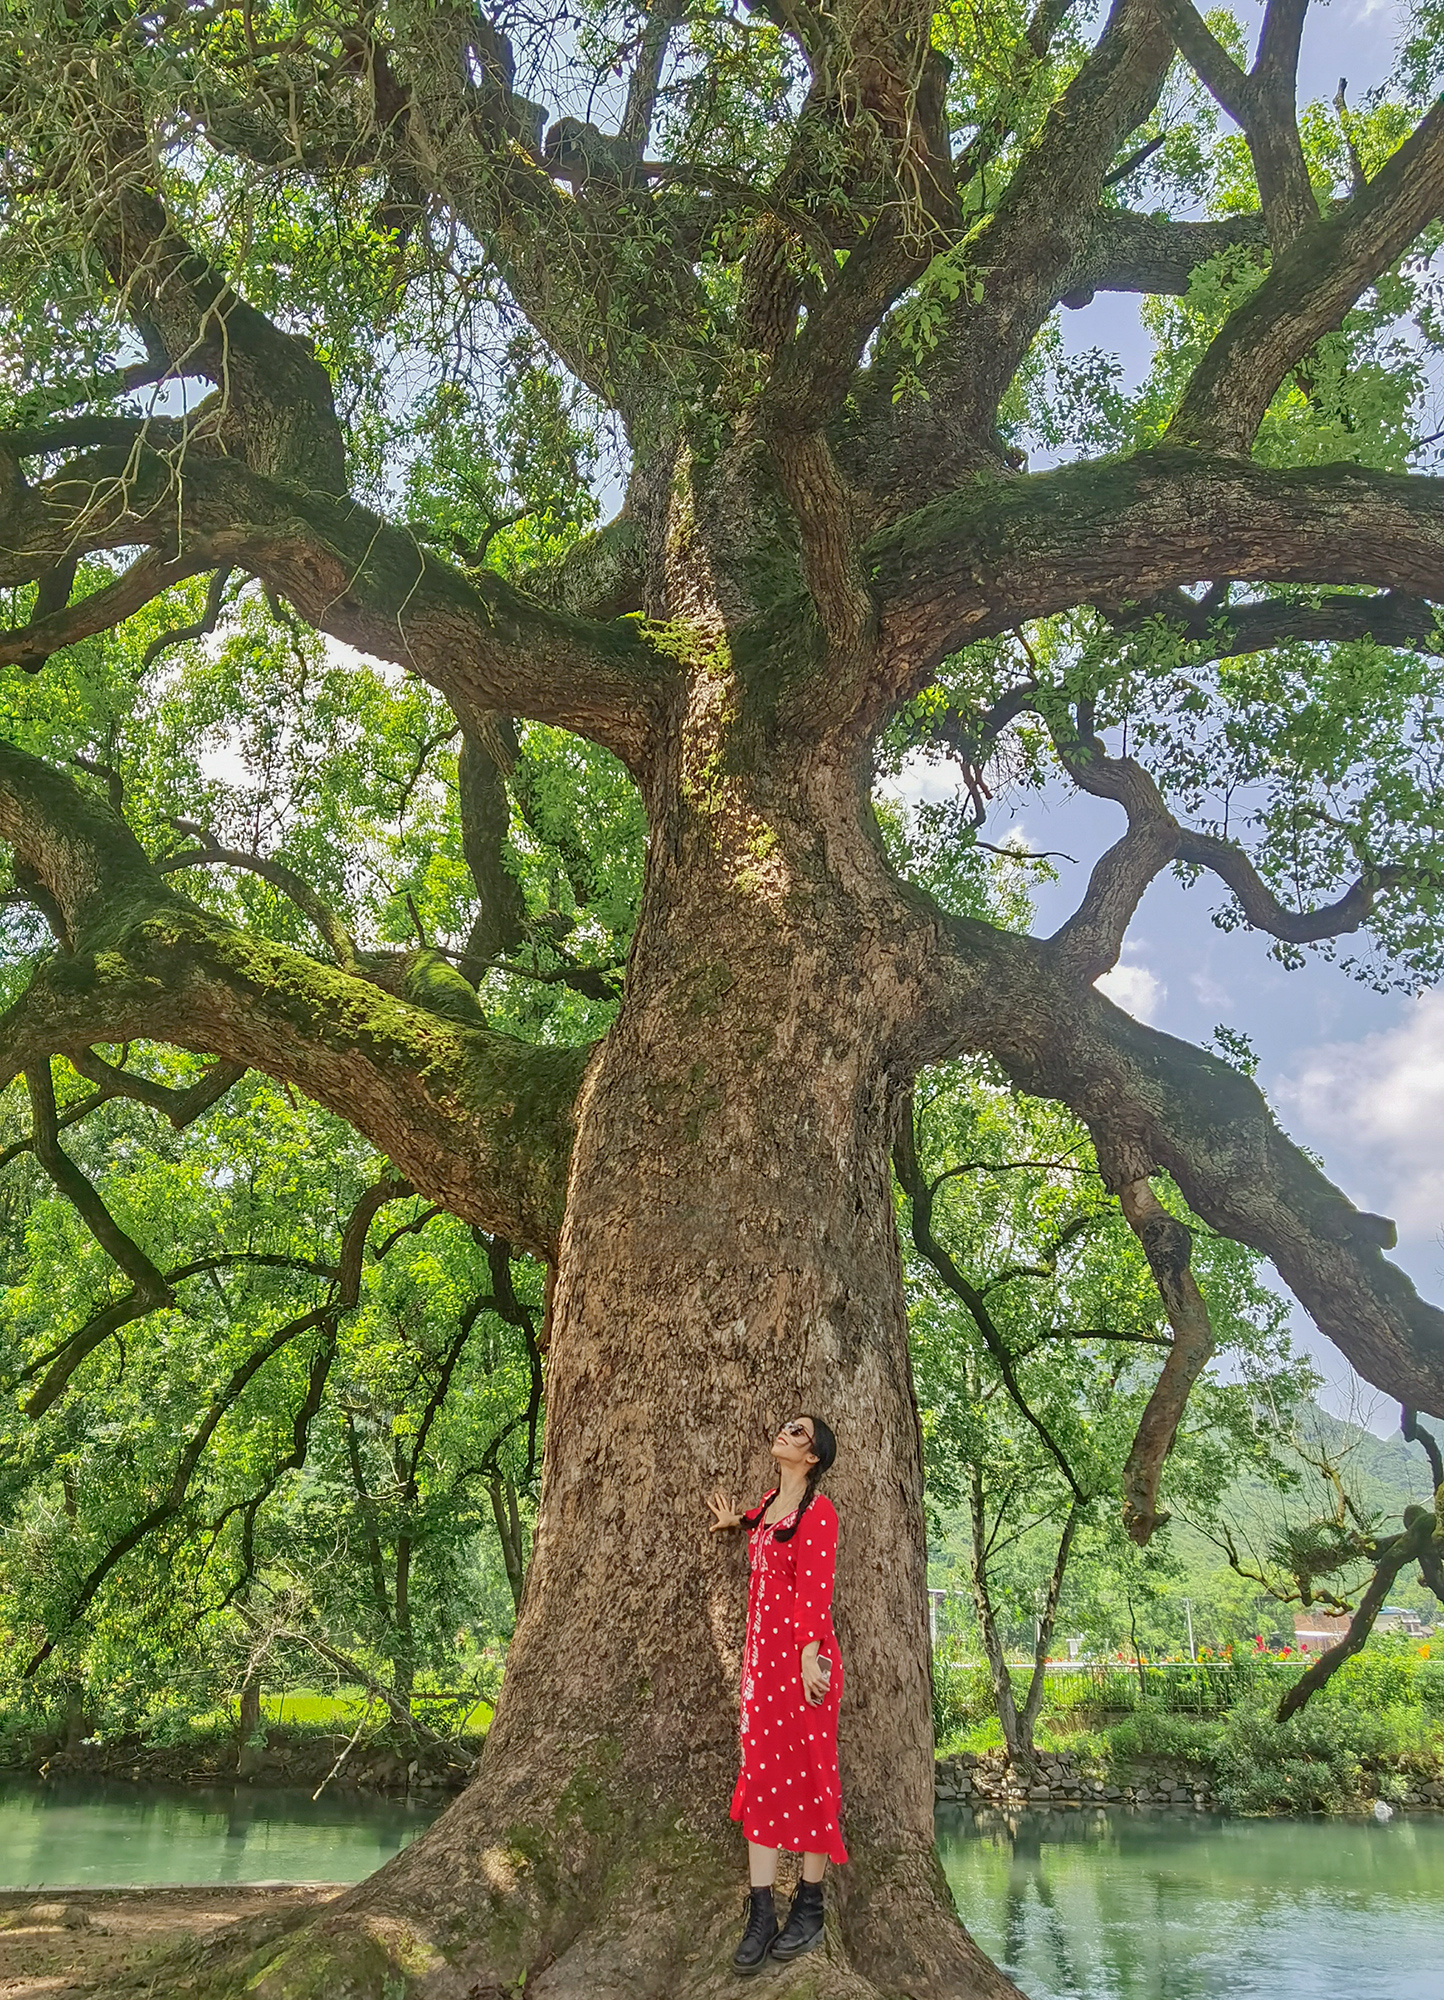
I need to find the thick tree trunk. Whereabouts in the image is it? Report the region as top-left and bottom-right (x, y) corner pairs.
(169, 733), (1019, 1997)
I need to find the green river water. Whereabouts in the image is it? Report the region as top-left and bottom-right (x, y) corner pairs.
(0, 1779), (1438, 1998)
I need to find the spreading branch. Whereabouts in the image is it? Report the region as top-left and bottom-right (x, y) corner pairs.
(915, 908), (1444, 1415)
(0, 742), (586, 1257)
(0, 432), (673, 770)
(66, 1049), (246, 1128)
(18, 1250), (340, 1419)
(158, 828), (361, 971)
(871, 449), (1444, 703)
(895, 1098), (1089, 1503)
(22, 1179), (408, 1674)
(1042, 703), (1410, 978)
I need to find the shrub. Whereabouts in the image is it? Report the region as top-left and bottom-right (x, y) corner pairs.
(1103, 1704), (1218, 1768)
(932, 1656), (993, 1745)
(1208, 1695), (1443, 1813)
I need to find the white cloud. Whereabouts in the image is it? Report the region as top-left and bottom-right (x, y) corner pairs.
(886, 749), (960, 808)
(1095, 958), (1166, 1023)
(1277, 991), (1444, 1239)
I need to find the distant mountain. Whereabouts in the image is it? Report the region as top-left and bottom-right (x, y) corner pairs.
(1279, 1402), (1436, 1523)
(1171, 1400), (1442, 1628)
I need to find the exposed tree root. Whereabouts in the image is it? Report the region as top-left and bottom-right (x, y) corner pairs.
(95, 1839), (1021, 2000)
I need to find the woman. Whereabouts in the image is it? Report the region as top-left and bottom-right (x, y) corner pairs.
(708, 1413), (845, 1975)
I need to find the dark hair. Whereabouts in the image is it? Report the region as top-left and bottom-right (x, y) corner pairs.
(771, 1414), (837, 1543)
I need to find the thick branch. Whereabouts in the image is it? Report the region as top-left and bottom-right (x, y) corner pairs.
(1047, 716), (1181, 981)
(1156, 0), (1315, 247)
(94, 160), (348, 492)
(0, 550), (210, 672)
(0, 744), (585, 1258)
(1170, 101), (1444, 453)
(1058, 209), (1269, 308)
(0, 440), (671, 770)
(1118, 587), (1444, 663)
(858, 0), (1173, 503)
(455, 722), (527, 981)
(871, 449), (1444, 699)
(1403, 1406), (1444, 1492)
(1172, 825), (1411, 941)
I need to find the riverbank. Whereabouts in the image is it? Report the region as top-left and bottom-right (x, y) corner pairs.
(5, 1728), (474, 1798)
(10, 1726), (1444, 1817)
(0, 1885), (340, 1999)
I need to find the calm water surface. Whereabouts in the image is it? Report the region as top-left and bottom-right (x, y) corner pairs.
(1, 1780), (1439, 1998)
(0, 1775), (436, 1886)
(938, 1804), (1444, 2000)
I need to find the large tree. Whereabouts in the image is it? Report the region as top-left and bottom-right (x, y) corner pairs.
(2, 0), (1444, 1990)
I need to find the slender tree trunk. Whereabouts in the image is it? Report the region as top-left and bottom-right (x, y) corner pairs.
(1017, 1500), (1083, 1751)
(393, 1531), (415, 1720)
(488, 1475), (527, 1612)
(967, 1464), (1030, 1773)
(1128, 1591), (1148, 1700)
(236, 1678), (264, 1777)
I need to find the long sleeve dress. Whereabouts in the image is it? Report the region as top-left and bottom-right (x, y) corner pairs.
(729, 1489), (848, 1864)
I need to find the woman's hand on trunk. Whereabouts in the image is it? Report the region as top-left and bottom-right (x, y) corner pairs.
(707, 1491), (744, 1530)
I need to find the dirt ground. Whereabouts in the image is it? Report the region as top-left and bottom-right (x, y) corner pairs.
(0, 1885), (342, 1998)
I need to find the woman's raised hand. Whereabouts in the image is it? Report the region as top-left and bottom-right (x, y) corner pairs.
(707, 1490), (744, 1531)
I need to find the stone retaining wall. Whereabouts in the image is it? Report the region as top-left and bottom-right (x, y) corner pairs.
(934, 1748), (1444, 1811)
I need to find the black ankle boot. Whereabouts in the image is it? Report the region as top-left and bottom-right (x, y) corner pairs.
(732, 1885), (779, 1976)
(770, 1879), (825, 1961)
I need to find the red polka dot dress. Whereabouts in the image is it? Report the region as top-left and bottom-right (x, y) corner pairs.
(729, 1490), (847, 1864)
